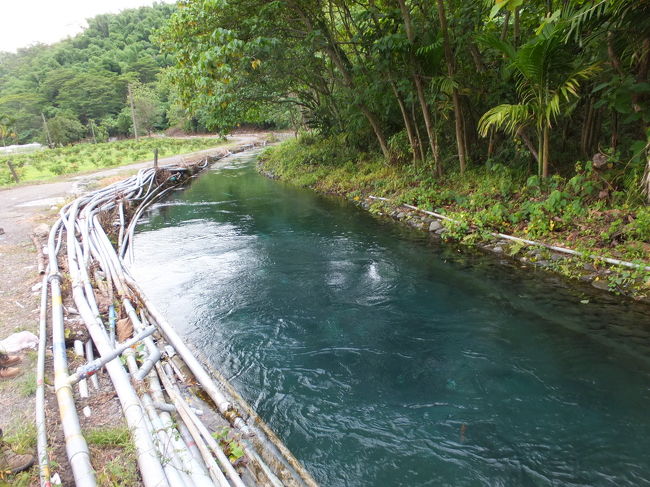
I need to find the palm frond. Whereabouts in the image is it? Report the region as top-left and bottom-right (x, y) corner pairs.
(478, 103), (532, 137)
(476, 33), (516, 60)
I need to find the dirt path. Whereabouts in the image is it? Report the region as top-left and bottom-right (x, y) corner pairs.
(0, 134), (267, 478)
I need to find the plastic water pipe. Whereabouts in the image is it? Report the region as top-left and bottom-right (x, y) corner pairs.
(368, 196), (650, 272)
(67, 326), (156, 386)
(64, 219), (169, 487)
(36, 273), (51, 487)
(48, 220), (96, 487)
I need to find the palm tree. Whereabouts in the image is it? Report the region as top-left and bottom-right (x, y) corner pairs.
(478, 26), (598, 177)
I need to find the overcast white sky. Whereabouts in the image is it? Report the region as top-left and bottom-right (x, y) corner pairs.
(0, 0), (176, 53)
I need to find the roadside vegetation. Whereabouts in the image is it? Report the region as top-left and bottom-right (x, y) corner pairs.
(0, 137), (225, 186)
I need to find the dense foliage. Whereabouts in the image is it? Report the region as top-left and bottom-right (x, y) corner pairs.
(161, 0), (650, 201)
(0, 3), (178, 145)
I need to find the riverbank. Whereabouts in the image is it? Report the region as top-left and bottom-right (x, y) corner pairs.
(258, 135), (650, 301)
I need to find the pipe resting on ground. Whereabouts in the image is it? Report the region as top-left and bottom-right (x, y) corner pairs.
(368, 195), (650, 272)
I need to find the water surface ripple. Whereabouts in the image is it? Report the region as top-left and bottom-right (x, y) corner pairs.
(133, 152), (650, 486)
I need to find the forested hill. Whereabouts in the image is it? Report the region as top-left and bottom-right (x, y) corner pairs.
(0, 2), (176, 144)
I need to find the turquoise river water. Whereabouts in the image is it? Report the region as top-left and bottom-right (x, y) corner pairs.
(133, 151), (650, 486)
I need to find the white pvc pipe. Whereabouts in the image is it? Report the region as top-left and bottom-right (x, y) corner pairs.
(369, 196), (650, 271)
(155, 364), (231, 487)
(73, 340), (91, 418)
(85, 341), (100, 391)
(146, 372), (213, 487)
(36, 273), (52, 487)
(160, 363), (246, 487)
(48, 219), (96, 487)
(65, 222), (169, 487)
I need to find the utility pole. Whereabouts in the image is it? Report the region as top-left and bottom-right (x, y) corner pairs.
(128, 84), (139, 141)
(41, 112), (52, 148)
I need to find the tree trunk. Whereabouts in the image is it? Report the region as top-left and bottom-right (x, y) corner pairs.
(514, 7), (520, 46)
(500, 10), (511, 41)
(414, 75), (441, 173)
(487, 128), (495, 159)
(397, 0), (441, 173)
(411, 102), (425, 162)
(391, 82), (421, 163)
(517, 129), (539, 165)
(468, 42), (486, 73)
(581, 98), (593, 157)
(289, 1), (391, 159)
(542, 125), (550, 178)
(397, 0), (442, 176)
(6, 160), (20, 183)
(611, 110), (619, 150)
(437, 0), (467, 174)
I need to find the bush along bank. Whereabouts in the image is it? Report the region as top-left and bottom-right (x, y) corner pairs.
(258, 134), (650, 302)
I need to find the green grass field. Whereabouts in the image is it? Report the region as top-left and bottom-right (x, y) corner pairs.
(0, 137), (226, 186)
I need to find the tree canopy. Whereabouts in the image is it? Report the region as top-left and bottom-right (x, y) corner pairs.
(160, 0), (650, 195)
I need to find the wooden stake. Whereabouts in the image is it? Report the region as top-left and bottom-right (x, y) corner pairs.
(153, 148), (158, 170)
(6, 159), (19, 183)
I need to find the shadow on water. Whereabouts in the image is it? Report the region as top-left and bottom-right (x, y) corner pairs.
(133, 151), (650, 487)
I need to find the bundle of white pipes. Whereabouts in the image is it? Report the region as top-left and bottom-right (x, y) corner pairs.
(36, 150), (318, 487)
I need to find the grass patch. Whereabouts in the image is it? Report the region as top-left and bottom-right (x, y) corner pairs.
(86, 426), (132, 448)
(0, 423), (36, 487)
(96, 456), (139, 487)
(3, 423), (36, 454)
(86, 426), (139, 487)
(0, 136), (226, 186)
(17, 370), (36, 398)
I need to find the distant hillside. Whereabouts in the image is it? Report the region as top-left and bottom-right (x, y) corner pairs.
(0, 2), (178, 145)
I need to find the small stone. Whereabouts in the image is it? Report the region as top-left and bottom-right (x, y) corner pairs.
(31, 282), (42, 292)
(33, 223), (50, 237)
(0, 228), (4, 235)
(550, 253), (563, 262)
(492, 245), (504, 254)
(535, 259), (550, 267)
(396, 212), (406, 219)
(591, 279), (610, 291)
(429, 221), (443, 232)
(435, 227), (447, 235)
(583, 263), (596, 272)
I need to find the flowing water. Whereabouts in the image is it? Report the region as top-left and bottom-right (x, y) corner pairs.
(133, 151), (650, 486)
